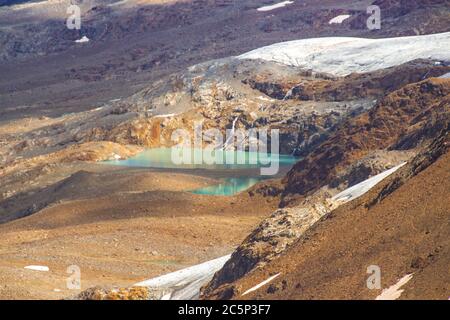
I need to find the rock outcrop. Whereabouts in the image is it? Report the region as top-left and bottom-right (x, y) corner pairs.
(282, 78), (450, 206)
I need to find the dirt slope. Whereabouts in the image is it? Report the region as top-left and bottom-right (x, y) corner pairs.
(0, 167), (278, 300)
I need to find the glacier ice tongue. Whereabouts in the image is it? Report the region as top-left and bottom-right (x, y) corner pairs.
(239, 32), (450, 76)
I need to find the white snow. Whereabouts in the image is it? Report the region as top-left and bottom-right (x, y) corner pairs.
(153, 113), (178, 118)
(439, 72), (450, 79)
(135, 255), (231, 300)
(75, 36), (90, 44)
(24, 265), (49, 272)
(257, 1), (294, 12)
(332, 162), (407, 203)
(161, 292), (172, 300)
(329, 14), (351, 24)
(238, 32), (450, 76)
(242, 273), (281, 296)
(107, 0), (129, 6)
(376, 274), (413, 300)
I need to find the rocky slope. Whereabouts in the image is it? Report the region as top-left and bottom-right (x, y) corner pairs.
(282, 77), (450, 205)
(200, 77), (449, 297)
(202, 127), (449, 300)
(1, 1), (449, 300)
(2, 57), (447, 206)
(1, 0), (449, 120)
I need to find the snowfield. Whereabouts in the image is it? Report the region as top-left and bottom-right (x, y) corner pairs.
(376, 274), (414, 300)
(135, 255), (231, 300)
(332, 163), (407, 203)
(239, 32), (450, 76)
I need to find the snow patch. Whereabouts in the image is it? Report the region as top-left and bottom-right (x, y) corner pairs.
(332, 162), (407, 203)
(329, 14), (351, 24)
(257, 1), (294, 12)
(153, 113), (178, 118)
(108, 0), (129, 6)
(242, 273), (281, 296)
(24, 265), (49, 272)
(135, 255), (231, 300)
(75, 36), (90, 44)
(238, 32), (450, 76)
(376, 274), (413, 300)
(439, 72), (450, 79)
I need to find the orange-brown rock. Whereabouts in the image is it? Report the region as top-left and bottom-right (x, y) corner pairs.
(281, 78), (450, 205)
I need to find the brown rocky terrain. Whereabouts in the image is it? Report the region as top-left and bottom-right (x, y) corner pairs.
(349, 0), (450, 36)
(282, 77), (450, 205)
(200, 77), (450, 297)
(3, 58), (447, 180)
(0, 47), (448, 302)
(244, 59), (450, 103)
(1, 0), (448, 121)
(202, 128), (449, 300)
(0, 0), (449, 301)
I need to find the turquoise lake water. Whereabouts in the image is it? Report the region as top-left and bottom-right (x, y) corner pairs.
(104, 148), (298, 195)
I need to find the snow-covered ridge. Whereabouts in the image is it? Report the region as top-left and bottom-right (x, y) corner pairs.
(238, 32), (450, 76)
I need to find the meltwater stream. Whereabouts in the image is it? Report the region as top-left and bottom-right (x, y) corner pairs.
(104, 148), (298, 195)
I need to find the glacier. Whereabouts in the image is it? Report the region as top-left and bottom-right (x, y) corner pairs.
(239, 32), (450, 76)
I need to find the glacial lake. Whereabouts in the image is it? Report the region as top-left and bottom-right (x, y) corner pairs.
(104, 148), (298, 195)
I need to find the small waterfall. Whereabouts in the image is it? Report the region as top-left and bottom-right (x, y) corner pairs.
(222, 116), (239, 150)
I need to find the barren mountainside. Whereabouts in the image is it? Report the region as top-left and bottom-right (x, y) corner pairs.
(281, 78), (450, 205)
(0, 0), (449, 301)
(203, 128), (449, 300)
